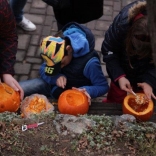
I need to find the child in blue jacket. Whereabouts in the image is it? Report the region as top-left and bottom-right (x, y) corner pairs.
(19, 22), (109, 103)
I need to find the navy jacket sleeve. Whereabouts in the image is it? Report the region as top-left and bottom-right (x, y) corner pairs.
(81, 57), (109, 98)
(100, 1), (143, 82)
(0, 0), (18, 75)
(101, 9), (130, 82)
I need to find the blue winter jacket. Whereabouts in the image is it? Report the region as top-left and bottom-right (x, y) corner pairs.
(40, 22), (109, 99)
(101, 0), (156, 91)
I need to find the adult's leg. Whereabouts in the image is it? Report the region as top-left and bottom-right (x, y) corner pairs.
(9, 0), (27, 23)
(19, 78), (52, 98)
(9, 0), (36, 31)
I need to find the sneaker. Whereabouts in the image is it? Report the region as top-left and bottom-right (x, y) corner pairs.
(17, 16), (36, 31)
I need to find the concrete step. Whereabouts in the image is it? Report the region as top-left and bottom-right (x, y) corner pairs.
(53, 102), (156, 123)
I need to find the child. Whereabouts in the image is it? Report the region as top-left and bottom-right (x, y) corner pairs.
(101, 0), (156, 103)
(19, 22), (109, 103)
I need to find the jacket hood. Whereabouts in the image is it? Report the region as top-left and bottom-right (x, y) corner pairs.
(128, 1), (146, 22)
(62, 22), (95, 58)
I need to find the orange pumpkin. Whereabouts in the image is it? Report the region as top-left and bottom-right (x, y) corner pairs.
(58, 89), (89, 116)
(20, 94), (54, 118)
(123, 93), (154, 121)
(0, 83), (20, 113)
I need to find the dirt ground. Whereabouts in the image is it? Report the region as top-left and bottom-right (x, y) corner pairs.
(0, 111), (156, 156)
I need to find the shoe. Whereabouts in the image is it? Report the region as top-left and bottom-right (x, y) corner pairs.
(102, 98), (107, 103)
(17, 16), (36, 31)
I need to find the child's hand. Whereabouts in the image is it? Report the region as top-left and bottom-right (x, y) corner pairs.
(118, 77), (132, 93)
(56, 76), (67, 89)
(72, 87), (91, 105)
(137, 82), (156, 100)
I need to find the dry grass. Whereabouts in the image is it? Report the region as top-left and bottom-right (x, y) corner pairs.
(0, 111), (156, 156)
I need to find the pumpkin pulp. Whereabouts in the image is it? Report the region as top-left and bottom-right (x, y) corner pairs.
(20, 94), (54, 118)
(128, 98), (149, 113)
(26, 96), (46, 113)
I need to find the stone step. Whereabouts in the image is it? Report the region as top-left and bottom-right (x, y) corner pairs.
(53, 102), (156, 123)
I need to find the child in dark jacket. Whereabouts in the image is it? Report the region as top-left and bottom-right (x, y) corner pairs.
(19, 22), (109, 103)
(101, 0), (156, 103)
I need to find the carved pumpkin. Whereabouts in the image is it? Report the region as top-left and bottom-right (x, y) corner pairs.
(20, 94), (54, 118)
(58, 89), (89, 116)
(123, 93), (154, 121)
(0, 83), (20, 113)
